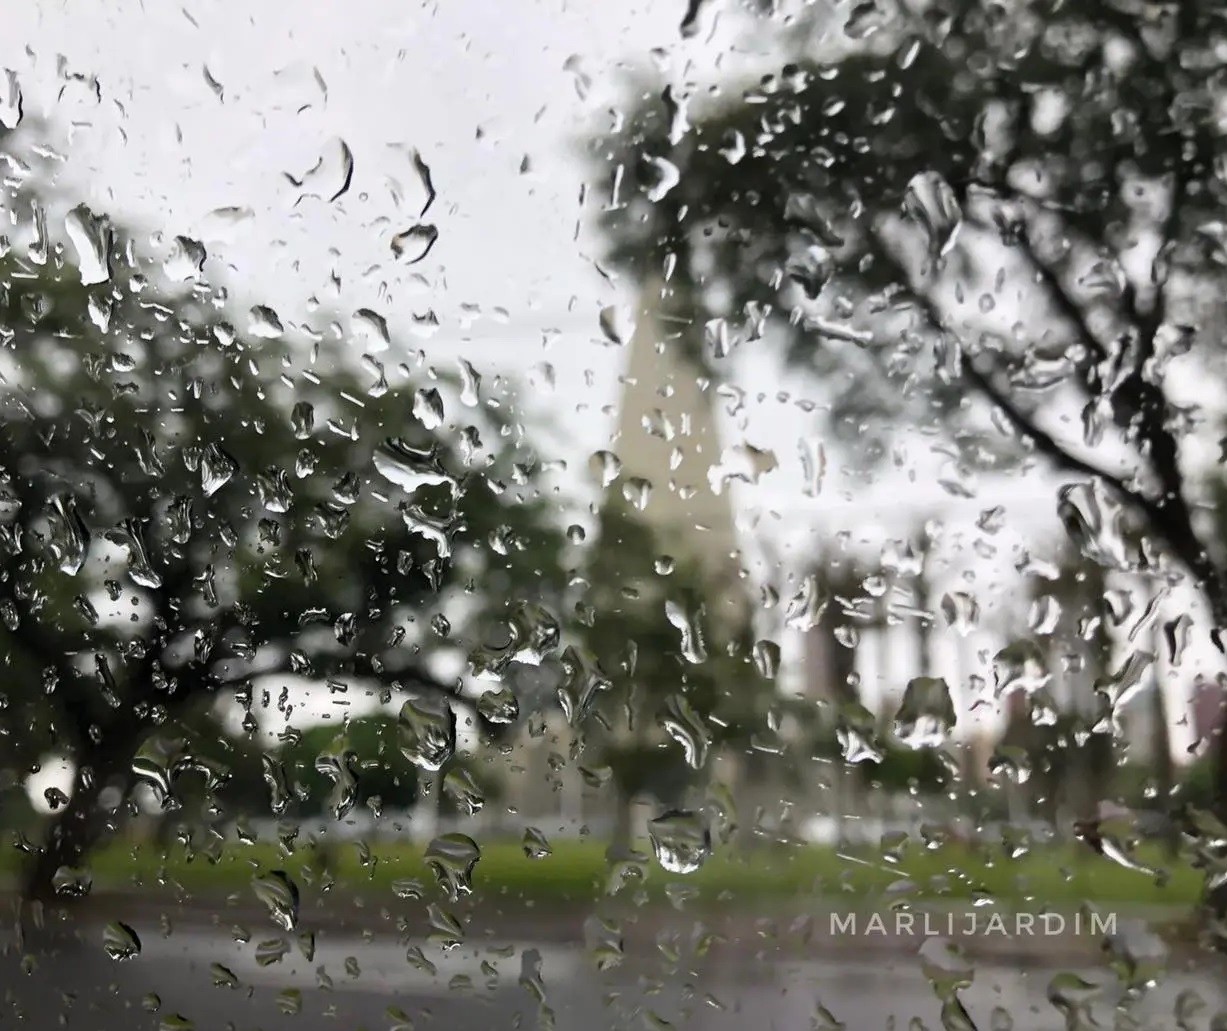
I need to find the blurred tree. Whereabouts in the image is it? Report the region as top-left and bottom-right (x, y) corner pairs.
(1034, 548), (1117, 821)
(594, 0), (1227, 915)
(0, 144), (566, 899)
(277, 715), (420, 821)
(574, 497), (771, 850)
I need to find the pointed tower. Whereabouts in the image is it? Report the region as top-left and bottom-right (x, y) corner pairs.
(603, 277), (742, 601)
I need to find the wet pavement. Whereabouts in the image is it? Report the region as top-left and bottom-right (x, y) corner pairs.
(4, 912), (1227, 1029)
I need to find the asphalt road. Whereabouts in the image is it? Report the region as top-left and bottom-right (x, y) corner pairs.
(4, 914), (1227, 1030)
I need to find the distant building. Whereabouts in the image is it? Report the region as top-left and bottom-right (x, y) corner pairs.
(606, 276), (742, 602)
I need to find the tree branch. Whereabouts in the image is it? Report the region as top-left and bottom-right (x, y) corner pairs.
(869, 225), (1227, 626)
(960, 361), (1133, 496)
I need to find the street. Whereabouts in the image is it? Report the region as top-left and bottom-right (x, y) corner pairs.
(5, 912), (1227, 1029)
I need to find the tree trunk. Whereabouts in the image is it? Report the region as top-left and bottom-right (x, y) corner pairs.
(22, 745), (130, 904)
(1148, 624), (1178, 858)
(1192, 577), (1227, 945)
(610, 792), (634, 854)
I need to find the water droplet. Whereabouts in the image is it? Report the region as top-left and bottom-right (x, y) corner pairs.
(315, 736), (358, 821)
(893, 677), (956, 748)
(786, 244), (834, 299)
(397, 695), (456, 771)
(679, 0), (708, 37)
(252, 870), (300, 931)
(836, 702), (883, 764)
(845, 0), (890, 38)
(919, 937), (974, 1000)
(798, 436), (826, 496)
(993, 640), (1050, 697)
(903, 171), (961, 266)
(284, 137), (353, 203)
(276, 988), (303, 1016)
(210, 963), (239, 989)
(255, 937), (291, 966)
(522, 826), (552, 859)
(165, 235), (206, 281)
(518, 947), (551, 1019)
(648, 810), (712, 874)
(103, 518), (162, 589)
(644, 156), (680, 202)
(64, 205), (113, 285)
(200, 443), (238, 496)
(477, 685), (519, 725)
(557, 646), (611, 725)
(391, 224), (439, 263)
(1057, 481), (1130, 569)
(410, 148), (436, 215)
(400, 498), (460, 560)
(1075, 818), (1164, 882)
(707, 443), (778, 493)
(598, 305), (633, 346)
(589, 449), (622, 488)
(198, 205), (254, 243)
(373, 438), (455, 493)
(752, 639), (780, 680)
(584, 915), (625, 970)
(291, 401), (315, 440)
(987, 745), (1031, 784)
(1165, 614), (1193, 666)
(413, 387), (445, 429)
(665, 600), (707, 664)
(103, 921), (142, 960)
(457, 358), (481, 405)
(442, 767), (485, 816)
(718, 129), (746, 165)
(46, 495), (89, 575)
(352, 308), (390, 353)
(131, 734), (187, 806)
(661, 694), (711, 769)
(940, 592), (980, 635)
(247, 305), (284, 339)
(425, 832), (481, 900)
(0, 69), (22, 129)
(26, 199), (49, 265)
(255, 467), (293, 514)
(784, 573), (828, 632)
(1046, 972), (1100, 1027)
(52, 866), (92, 897)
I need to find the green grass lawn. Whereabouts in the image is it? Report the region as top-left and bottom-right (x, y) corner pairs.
(4, 834), (1206, 913)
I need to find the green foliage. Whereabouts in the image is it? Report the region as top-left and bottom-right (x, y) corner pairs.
(2, 836), (1204, 912)
(572, 497), (772, 803)
(0, 135), (566, 887)
(277, 715), (420, 819)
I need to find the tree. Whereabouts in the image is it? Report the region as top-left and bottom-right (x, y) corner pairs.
(276, 715), (420, 821)
(0, 141), (565, 899)
(573, 497), (771, 850)
(593, 0), (1227, 912)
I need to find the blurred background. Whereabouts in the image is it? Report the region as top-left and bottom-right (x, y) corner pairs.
(2, 1), (1227, 1028)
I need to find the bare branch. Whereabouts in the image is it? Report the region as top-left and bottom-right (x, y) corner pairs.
(961, 185), (1107, 364)
(960, 361), (1134, 496)
(868, 223), (1227, 624)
